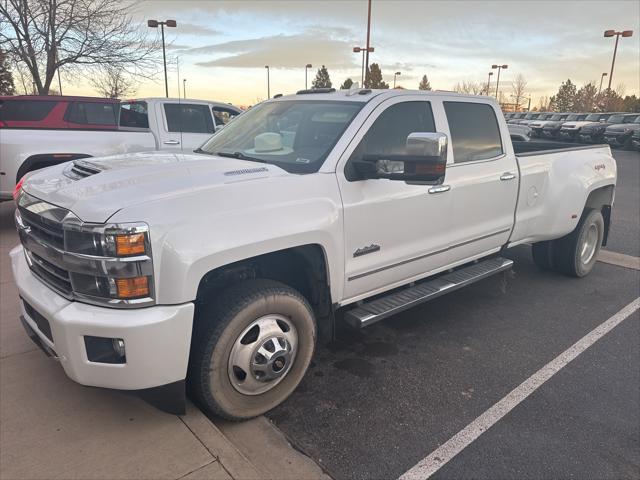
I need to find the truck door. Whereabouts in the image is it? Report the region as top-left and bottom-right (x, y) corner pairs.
(337, 97), (453, 302)
(157, 102), (216, 151)
(441, 100), (519, 262)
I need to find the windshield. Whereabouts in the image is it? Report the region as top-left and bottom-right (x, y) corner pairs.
(585, 114), (601, 121)
(633, 116), (640, 124)
(199, 100), (363, 174)
(549, 114), (564, 120)
(565, 114), (584, 121)
(524, 113), (537, 119)
(608, 114), (630, 123)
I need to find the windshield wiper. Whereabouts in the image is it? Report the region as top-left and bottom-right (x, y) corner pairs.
(216, 151), (268, 164)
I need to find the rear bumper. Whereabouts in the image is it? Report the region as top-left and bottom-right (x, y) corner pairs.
(10, 245), (195, 392)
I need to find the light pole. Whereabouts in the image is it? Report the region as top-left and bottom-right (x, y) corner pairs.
(526, 96), (532, 111)
(305, 63), (312, 90)
(486, 71), (493, 95)
(393, 71), (401, 88)
(364, 0), (372, 80)
(147, 19), (177, 98)
(183, 79), (186, 99)
(604, 30), (633, 92)
(598, 72), (608, 96)
(353, 46), (374, 86)
(265, 65), (270, 99)
(491, 64), (508, 99)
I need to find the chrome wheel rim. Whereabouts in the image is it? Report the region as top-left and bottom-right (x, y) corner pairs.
(580, 224), (598, 265)
(228, 314), (298, 396)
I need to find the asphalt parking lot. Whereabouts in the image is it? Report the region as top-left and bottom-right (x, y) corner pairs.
(266, 148), (640, 480)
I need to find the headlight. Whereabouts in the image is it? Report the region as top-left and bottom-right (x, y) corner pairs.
(15, 193), (154, 308)
(62, 222), (154, 303)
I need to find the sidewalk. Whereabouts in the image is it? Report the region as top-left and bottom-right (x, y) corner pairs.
(0, 201), (327, 480)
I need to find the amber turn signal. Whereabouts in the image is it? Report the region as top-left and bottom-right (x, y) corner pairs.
(115, 233), (146, 256)
(115, 276), (149, 298)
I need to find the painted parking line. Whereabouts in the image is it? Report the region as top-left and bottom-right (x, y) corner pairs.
(398, 296), (640, 480)
(598, 250), (640, 271)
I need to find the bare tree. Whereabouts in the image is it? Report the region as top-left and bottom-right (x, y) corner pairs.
(0, 0), (159, 94)
(453, 80), (484, 95)
(511, 74), (527, 110)
(537, 96), (551, 111)
(91, 67), (136, 98)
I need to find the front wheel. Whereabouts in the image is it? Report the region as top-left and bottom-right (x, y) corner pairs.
(188, 279), (316, 420)
(553, 209), (604, 277)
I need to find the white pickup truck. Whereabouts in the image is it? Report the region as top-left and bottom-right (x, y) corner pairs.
(10, 88), (616, 420)
(0, 97), (241, 200)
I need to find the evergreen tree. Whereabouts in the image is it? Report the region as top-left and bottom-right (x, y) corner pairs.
(418, 75), (432, 90)
(340, 78), (354, 89)
(573, 83), (598, 112)
(312, 65), (332, 89)
(552, 79), (577, 112)
(0, 49), (16, 95)
(365, 63), (389, 89)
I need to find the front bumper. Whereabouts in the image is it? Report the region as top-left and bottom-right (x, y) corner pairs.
(604, 132), (631, 146)
(10, 245), (194, 392)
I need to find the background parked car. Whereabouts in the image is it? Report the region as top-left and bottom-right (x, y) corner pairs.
(529, 113), (570, 137)
(542, 113), (587, 139)
(559, 112), (615, 141)
(579, 113), (638, 143)
(0, 96), (242, 200)
(0, 95), (120, 130)
(603, 114), (640, 148)
(631, 129), (640, 150)
(506, 112), (526, 124)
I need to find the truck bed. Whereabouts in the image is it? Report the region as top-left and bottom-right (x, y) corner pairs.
(512, 141), (607, 155)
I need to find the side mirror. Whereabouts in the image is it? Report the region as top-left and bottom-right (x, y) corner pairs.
(352, 132), (447, 185)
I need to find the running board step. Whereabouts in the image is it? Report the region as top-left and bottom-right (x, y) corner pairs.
(344, 257), (513, 328)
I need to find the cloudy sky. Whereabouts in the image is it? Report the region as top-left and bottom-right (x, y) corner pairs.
(65, 0), (640, 106)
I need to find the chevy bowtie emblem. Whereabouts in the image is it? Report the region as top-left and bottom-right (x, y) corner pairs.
(353, 244), (381, 257)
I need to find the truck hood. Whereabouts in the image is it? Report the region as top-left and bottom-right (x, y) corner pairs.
(529, 120), (559, 128)
(21, 151), (288, 223)
(605, 123), (640, 133)
(562, 120), (599, 129)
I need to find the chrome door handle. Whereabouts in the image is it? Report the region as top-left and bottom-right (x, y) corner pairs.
(500, 172), (516, 181)
(428, 185), (451, 194)
(163, 140), (180, 145)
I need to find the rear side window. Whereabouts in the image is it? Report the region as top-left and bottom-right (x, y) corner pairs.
(66, 102), (117, 125)
(164, 104), (214, 133)
(0, 100), (57, 121)
(119, 101), (149, 128)
(444, 102), (503, 163)
(212, 106), (240, 126)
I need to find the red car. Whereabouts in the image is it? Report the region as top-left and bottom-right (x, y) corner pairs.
(0, 95), (120, 130)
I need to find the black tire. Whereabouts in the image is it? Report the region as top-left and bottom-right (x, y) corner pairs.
(531, 241), (556, 271)
(552, 209), (604, 278)
(188, 279), (316, 421)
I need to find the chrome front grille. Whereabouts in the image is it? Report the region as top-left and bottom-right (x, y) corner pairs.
(18, 204), (65, 249)
(25, 249), (73, 297)
(16, 197), (74, 298)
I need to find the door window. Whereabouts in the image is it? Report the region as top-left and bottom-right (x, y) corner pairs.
(119, 101), (149, 128)
(346, 101), (435, 178)
(66, 102), (118, 125)
(164, 103), (214, 133)
(444, 102), (503, 163)
(212, 106), (240, 126)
